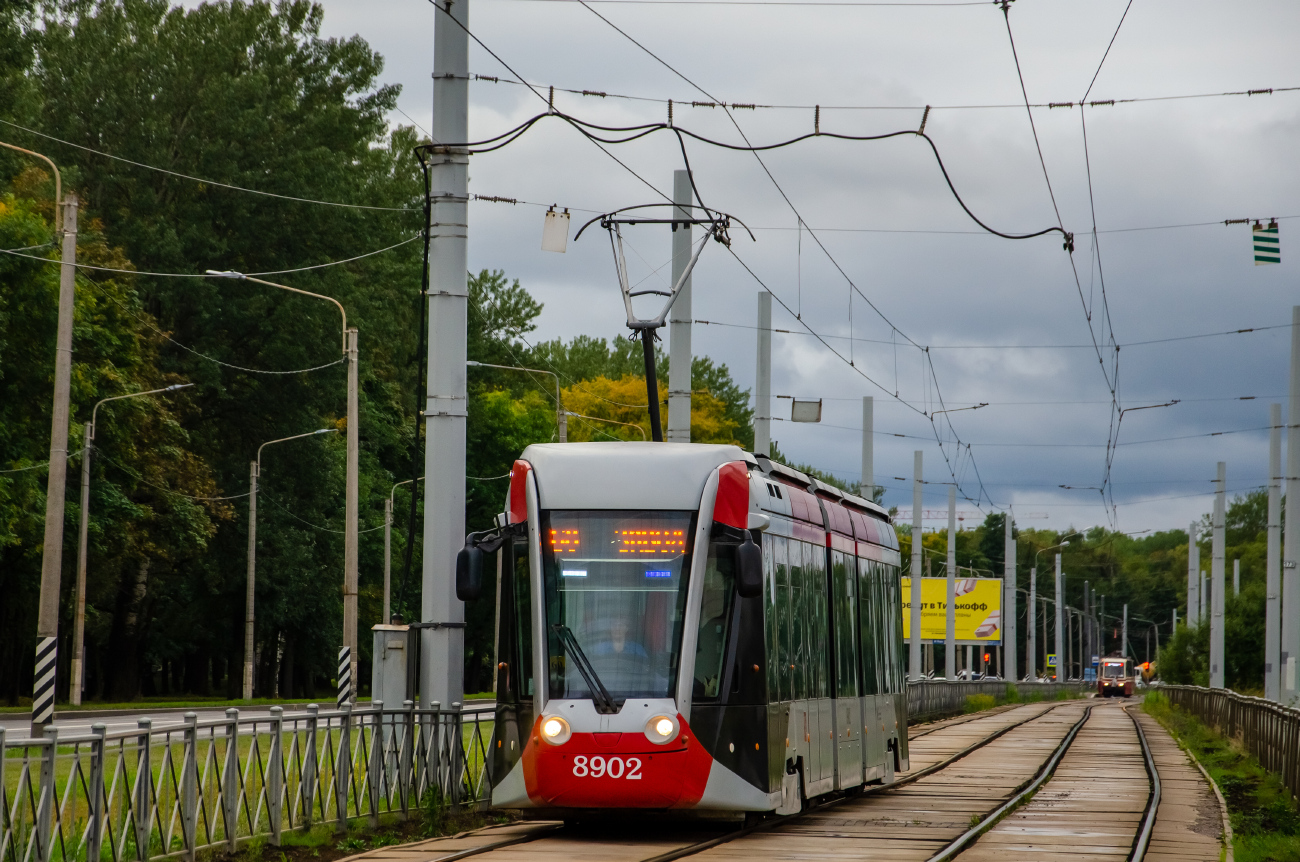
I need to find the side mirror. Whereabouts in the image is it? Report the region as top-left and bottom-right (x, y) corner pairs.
(456, 545), (486, 601)
(735, 532), (762, 599)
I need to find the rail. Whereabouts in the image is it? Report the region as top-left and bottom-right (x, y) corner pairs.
(0, 701), (494, 862)
(1158, 684), (1300, 802)
(907, 679), (1089, 721)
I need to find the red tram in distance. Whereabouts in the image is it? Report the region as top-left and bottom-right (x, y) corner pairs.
(1098, 656), (1135, 697)
(456, 442), (908, 818)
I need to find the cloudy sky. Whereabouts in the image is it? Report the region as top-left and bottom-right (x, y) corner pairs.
(316, 0), (1298, 534)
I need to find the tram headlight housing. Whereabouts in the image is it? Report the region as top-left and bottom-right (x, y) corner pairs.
(540, 715), (571, 745)
(644, 714), (679, 745)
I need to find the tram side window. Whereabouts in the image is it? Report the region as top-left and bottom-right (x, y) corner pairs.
(694, 541), (737, 700)
(806, 541), (831, 699)
(887, 564), (904, 693)
(775, 536), (792, 702)
(875, 562), (890, 694)
(857, 558), (880, 696)
(832, 551), (859, 699)
(790, 541), (808, 700)
(513, 539), (535, 699)
(763, 533), (780, 701)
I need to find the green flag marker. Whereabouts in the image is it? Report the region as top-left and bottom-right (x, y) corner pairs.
(1254, 220), (1280, 265)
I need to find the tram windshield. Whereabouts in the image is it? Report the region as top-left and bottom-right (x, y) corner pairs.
(541, 510), (695, 702)
(1102, 662), (1126, 678)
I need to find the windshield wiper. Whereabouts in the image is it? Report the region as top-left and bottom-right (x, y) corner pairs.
(551, 624), (620, 714)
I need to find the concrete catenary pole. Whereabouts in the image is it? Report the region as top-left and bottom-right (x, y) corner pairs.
(1122, 603), (1129, 661)
(383, 496), (393, 625)
(1083, 581), (1091, 673)
(422, 0), (470, 709)
(754, 291), (772, 456)
(909, 451), (922, 680)
(1267, 402), (1282, 701)
(71, 421), (91, 706)
(667, 170), (693, 443)
(1285, 306), (1300, 705)
(245, 460), (258, 700)
(1004, 511), (1016, 682)
(1211, 461), (1226, 688)
(343, 328), (360, 698)
(861, 397), (874, 500)
(1233, 559), (1240, 597)
(1187, 524), (1199, 628)
(1054, 554), (1064, 681)
(1027, 567), (1037, 680)
(946, 485), (956, 678)
(33, 195), (77, 735)
(1202, 572), (1208, 623)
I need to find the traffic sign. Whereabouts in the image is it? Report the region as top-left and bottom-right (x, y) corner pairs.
(1046, 654), (1058, 668)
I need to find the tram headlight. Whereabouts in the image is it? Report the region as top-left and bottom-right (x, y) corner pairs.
(644, 714), (678, 744)
(540, 715), (571, 745)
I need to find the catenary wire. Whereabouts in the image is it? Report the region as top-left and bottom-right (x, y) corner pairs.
(93, 450), (250, 501)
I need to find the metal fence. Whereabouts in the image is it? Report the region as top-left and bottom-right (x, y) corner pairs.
(907, 679), (1089, 721)
(1159, 684), (1300, 802)
(0, 701), (494, 862)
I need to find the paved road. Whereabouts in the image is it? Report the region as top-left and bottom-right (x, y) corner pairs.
(0, 701), (496, 741)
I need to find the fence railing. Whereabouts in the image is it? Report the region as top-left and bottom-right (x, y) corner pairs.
(906, 679), (1089, 721)
(0, 701), (494, 862)
(1158, 684), (1300, 802)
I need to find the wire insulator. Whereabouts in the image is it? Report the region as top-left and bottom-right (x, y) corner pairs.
(814, 105), (820, 135)
(918, 105), (931, 135)
(548, 85), (554, 111)
(668, 99), (673, 127)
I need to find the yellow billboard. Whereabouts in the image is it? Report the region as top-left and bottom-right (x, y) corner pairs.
(900, 577), (1002, 644)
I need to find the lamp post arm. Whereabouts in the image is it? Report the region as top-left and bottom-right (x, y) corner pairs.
(91, 383), (194, 440)
(0, 141), (60, 233)
(257, 428), (338, 467)
(206, 271), (347, 353)
(391, 476), (424, 505)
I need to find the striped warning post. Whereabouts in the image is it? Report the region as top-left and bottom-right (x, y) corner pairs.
(337, 646), (351, 706)
(32, 637), (57, 726)
(1254, 221), (1280, 265)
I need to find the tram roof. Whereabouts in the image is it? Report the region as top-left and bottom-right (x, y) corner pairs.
(520, 442), (756, 511)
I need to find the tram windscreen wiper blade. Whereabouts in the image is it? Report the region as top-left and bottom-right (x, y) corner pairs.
(551, 624), (620, 714)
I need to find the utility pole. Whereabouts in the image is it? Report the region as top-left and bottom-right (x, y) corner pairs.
(1233, 559), (1240, 597)
(1285, 305), (1300, 705)
(754, 291), (772, 456)
(1083, 581), (1090, 676)
(245, 460), (258, 699)
(861, 397), (874, 500)
(33, 195), (77, 735)
(1027, 568), (1037, 680)
(946, 485), (956, 678)
(1123, 603), (1129, 661)
(1187, 524), (1199, 629)
(343, 328), (360, 698)
(1211, 461), (1226, 688)
(1054, 555), (1064, 682)
(1004, 512), (1016, 682)
(1202, 572), (1208, 623)
(423, 0), (470, 710)
(909, 451), (922, 680)
(667, 170), (693, 443)
(1267, 402), (1282, 701)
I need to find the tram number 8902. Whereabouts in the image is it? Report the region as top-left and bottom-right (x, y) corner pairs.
(572, 755), (643, 779)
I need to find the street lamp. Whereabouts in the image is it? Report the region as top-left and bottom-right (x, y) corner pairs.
(386, 477), (423, 624)
(466, 360), (566, 442)
(244, 428), (338, 699)
(1026, 534), (1077, 681)
(70, 383), (194, 705)
(207, 270), (360, 700)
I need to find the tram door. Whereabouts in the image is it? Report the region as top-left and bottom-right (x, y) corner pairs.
(830, 550), (863, 788)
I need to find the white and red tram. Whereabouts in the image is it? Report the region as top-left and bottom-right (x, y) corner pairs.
(457, 442), (907, 816)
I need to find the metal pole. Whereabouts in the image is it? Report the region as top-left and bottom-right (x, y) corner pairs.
(423, 0), (469, 709)
(1233, 559), (1240, 597)
(667, 170), (692, 443)
(754, 291), (772, 456)
(1083, 581), (1090, 675)
(1054, 555), (1064, 681)
(33, 195), (77, 735)
(946, 485), (956, 679)
(1202, 572), (1208, 624)
(1211, 461), (1226, 688)
(344, 328), (360, 699)
(71, 421), (91, 706)
(861, 397), (874, 500)
(1286, 308), (1300, 703)
(1267, 402), (1282, 701)
(1028, 568), (1037, 680)
(640, 331), (663, 442)
(1123, 603), (1129, 661)
(244, 460), (258, 700)
(909, 451), (922, 680)
(1005, 512), (1016, 683)
(1187, 523), (1199, 628)
(384, 497), (393, 625)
